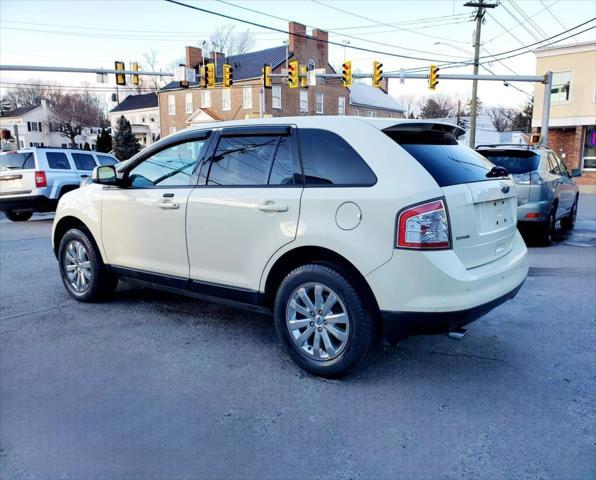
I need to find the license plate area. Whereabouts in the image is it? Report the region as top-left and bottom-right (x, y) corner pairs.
(474, 197), (516, 234)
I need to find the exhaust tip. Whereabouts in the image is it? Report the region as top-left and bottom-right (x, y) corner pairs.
(447, 328), (468, 340)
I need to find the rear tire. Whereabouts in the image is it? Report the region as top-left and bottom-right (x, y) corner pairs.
(560, 197), (578, 231)
(274, 263), (375, 378)
(537, 207), (556, 246)
(58, 227), (118, 302)
(5, 210), (33, 222)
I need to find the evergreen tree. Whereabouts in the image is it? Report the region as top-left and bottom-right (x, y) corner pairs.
(112, 116), (141, 161)
(95, 127), (113, 153)
(83, 142), (91, 150)
(510, 98), (534, 133)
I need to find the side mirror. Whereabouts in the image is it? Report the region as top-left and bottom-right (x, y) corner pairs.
(92, 165), (118, 185)
(571, 168), (581, 178)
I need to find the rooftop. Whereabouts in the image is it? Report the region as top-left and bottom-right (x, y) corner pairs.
(1, 105), (39, 118)
(348, 83), (404, 113)
(109, 92), (158, 113)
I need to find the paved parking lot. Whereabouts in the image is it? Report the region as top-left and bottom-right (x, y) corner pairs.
(1, 196), (595, 480)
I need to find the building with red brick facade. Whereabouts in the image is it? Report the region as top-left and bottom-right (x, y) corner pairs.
(157, 21), (404, 138)
(532, 42), (596, 185)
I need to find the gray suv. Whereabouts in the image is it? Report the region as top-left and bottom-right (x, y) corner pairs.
(0, 148), (118, 221)
(477, 145), (579, 245)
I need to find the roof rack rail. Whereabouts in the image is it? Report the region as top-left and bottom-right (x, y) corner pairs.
(475, 143), (543, 149)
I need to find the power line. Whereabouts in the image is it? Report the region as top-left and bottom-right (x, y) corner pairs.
(309, 0), (472, 44)
(162, 0), (466, 63)
(213, 0), (471, 60)
(509, 0), (549, 39)
(500, 1), (544, 42)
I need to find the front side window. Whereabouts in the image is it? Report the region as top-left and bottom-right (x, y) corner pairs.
(128, 139), (207, 187)
(272, 86), (282, 110)
(338, 96), (346, 116)
(551, 71), (571, 103)
(97, 155), (118, 166)
(201, 90), (211, 108)
(222, 89), (231, 111)
(185, 92), (193, 114)
(300, 90), (308, 113)
(168, 95), (176, 115)
(315, 92), (324, 114)
(208, 135), (280, 186)
(299, 128), (376, 186)
(243, 87), (253, 110)
(72, 153), (97, 171)
(46, 152), (71, 170)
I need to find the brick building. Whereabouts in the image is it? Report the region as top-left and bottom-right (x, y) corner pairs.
(158, 21), (404, 137)
(532, 41), (596, 184)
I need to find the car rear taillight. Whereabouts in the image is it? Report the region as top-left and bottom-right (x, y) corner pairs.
(34, 170), (47, 187)
(396, 199), (450, 249)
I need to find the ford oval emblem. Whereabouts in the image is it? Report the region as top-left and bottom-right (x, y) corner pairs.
(501, 185), (510, 194)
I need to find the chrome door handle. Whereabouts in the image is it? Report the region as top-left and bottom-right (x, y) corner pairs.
(159, 201), (180, 210)
(257, 202), (288, 212)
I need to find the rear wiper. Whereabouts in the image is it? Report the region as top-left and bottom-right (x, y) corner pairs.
(486, 166), (509, 178)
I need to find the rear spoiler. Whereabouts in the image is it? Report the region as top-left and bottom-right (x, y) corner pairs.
(382, 122), (466, 139)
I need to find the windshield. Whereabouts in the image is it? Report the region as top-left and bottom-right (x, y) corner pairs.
(478, 150), (540, 174)
(0, 152), (35, 172)
(384, 130), (495, 187)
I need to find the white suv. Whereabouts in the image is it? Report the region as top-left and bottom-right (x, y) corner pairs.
(52, 117), (528, 377)
(0, 147), (118, 221)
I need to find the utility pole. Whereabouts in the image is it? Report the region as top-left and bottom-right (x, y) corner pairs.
(464, 0), (497, 147)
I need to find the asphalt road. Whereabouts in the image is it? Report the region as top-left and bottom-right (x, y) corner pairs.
(1, 197), (595, 480)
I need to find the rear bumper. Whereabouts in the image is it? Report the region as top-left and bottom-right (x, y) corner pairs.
(366, 229), (529, 342)
(381, 280), (525, 342)
(517, 200), (551, 222)
(0, 195), (57, 212)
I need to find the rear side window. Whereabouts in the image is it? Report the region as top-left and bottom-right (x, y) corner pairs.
(46, 152), (71, 170)
(208, 135), (278, 186)
(72, 153), (97, 171)
(0, 152), (35, 171)
(478, 150), (540, 174)
(299, 129), (376, 186)
(97, 155), (118, 166)
(384, 130), (494, 187)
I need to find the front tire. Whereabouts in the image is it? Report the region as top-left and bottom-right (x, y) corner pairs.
(58, 228), (118, 302)
(274, 264), (374, 378)
(5, 210), (33, 222)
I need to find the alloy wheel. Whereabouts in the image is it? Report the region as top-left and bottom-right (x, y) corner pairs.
(286, 282), (350, 361)
(63, 240), (92, 293)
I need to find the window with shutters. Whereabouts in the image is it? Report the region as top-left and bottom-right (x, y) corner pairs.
(30, 122), (39, 132)
(222, 89), (231, 111)
(300, 90), (308, 113)
(201, 90), (211, 108)
(272, 86), (282, 110)
(338, 97), (346, 116)
(243, 87), (253, 110)
(185, 92), (193, 113)
(168, 95), (176, 115)
(315, 92), (324, 114)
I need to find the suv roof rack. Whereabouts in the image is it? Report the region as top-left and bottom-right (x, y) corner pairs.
(475, 143), (545, 150)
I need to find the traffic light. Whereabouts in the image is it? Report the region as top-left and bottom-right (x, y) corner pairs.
(287, 61), (299, 89)
(300, 65), (308, 88)
(132, 62), (139, 85)
(114, 61), (126, 86)
(341, 60), (352, 87)
(372, 61), (383, 88)
(262, 64), (272, 89)
(223, 64), (233, 88)
(428, 64), (439, 90)
(204, 63), (215, 88)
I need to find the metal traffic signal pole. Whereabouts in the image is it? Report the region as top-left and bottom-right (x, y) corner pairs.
(464, 0), (498, 148)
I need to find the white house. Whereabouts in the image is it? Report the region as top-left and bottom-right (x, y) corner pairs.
(0, 101), (102, 150)
(108, 93), (160, 148)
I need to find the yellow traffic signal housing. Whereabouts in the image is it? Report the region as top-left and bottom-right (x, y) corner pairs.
(199, 65), (207, 88)
(341, 61), (352, 87)
(287, 61), (299, 89)
(223, 64), (233, 88)
(372, 61), (383, 88)
(428, 64), (440, 90)
(262, 64), (272, 89)
(114, 61), (126, 86)
(132, 62), (139, 85)
(205, 63), (215, 89)
(300, 65), (308, 88)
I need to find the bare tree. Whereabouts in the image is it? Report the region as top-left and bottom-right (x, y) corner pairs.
(49, 91), (105, 146)
(487, 107), (515, 132)
(206, 24), (256, 56)
(141, 49), (167, 92)
(1, 80), (62, 111)
(396, 94), (419, 118)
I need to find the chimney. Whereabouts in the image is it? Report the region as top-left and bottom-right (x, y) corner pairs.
(379, 77), (389, 93)
(210, 51), (226, 64)
(288, 21), (307, 54)
(185, 46), (203, 70)
(312, 29), (328, 63)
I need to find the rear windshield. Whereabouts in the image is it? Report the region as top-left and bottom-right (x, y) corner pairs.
(0, 152), (35, 171)
(384, 130), (494, 187)
(478, 150), (540, 174)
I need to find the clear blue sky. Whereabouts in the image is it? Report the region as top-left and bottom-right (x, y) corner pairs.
(1, 0), (594, 109)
